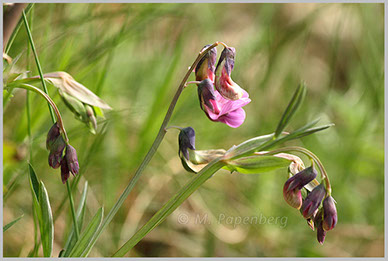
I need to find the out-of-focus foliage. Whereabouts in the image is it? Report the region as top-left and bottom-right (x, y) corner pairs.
(3, 3), (384, 257)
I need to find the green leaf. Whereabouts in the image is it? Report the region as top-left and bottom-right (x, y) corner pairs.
(28, 163), (39, 202)
(3, 214), (24, 232)
(224, 155), (291, 174)
(274, 82), (307, 138)
(224, 133), (275, 160)
(63, 181), (89, 257)
(69, 207), (104, 257)
(38, 181), (54, 257)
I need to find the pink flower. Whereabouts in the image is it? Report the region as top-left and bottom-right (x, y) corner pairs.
(197, 79), (251, 128)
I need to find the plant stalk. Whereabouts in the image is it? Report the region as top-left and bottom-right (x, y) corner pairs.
(86, 42), (224, 253)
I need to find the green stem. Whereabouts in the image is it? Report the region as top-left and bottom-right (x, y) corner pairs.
(22, 10), (56, 124)
(66, 180), (80, 240)
(13, 84), (69, 142)
(262, 146), (331, 194)
(86, 42), (222, 253)
(113, 160), (226, 257)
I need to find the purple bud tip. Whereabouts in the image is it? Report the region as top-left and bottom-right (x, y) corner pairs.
(301, 184), (326, 219)
(178, 127), (196, 160)
(314, 210), (326, 244)
(46, 122), (61, 150)
(323, 196), (337, 231)
(65, 145), (79, 175)
(60, 158), (70, 184)
(48, 151), (63, 169)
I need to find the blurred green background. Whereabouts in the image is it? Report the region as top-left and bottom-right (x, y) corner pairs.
(3, 3), (384, 257)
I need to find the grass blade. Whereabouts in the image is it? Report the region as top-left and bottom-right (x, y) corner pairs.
(69, 207), (104, 257)
(3, 214), (24, 232)
(38, 181), (54, 257)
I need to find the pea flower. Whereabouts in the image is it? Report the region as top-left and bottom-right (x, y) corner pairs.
(314, 210), (326, 244)
(195, 45), (217, 82)
(301, 183), (326, 219)
(283, 166), (317, 209)
(65, 144), (79, 176)
(197, 79), (251, 128)
(178, 127), (196, 160)
(322, 196), (337, 231)
(214, 47), (245, 101)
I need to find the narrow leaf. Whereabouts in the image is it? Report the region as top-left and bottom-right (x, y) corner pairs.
(38, 181), (54, 257)
(3, 214), (24, 232)
(224, 155), (291, 174)
(275, 82), (307, 138)
(69, 207), (104, 257)
(28, 163), (39, 201)
(224, 133), (275, 159)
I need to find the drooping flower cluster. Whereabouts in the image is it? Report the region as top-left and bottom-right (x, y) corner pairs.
(46, 122), (79, 183)
(283, 166), (337, 244)
(195, 45), (251, 128)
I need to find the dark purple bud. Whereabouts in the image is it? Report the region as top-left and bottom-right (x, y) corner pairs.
(178, 127), (196, 160)
(46, 122), (61, 150)
(48, 151), (63, 169)
(314, 210), (326, 245)
(195, 45), (217, 82)
(323, 196), (337, 231)
(301, 184), (326, 219)
(60, 158), (70, 184)
(65, 145), (79, 175)
(283, 166), (317, 209)
(197, 79), (220, 115)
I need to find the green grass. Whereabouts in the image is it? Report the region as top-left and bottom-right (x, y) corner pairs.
(3, 3), (384, 257)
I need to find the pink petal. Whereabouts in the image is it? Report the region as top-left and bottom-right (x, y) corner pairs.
(217, 108), (246, 128)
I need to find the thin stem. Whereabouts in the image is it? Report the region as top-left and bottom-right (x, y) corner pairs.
(185, 81), (201, 87)
(261, 146), (331, 194)
(165, 126), (183, 131)
(113, 160), (226, 256)
(14, 83), (69, 142)
(66, 180), (80, 240)
(22, 11), (56, 124)
(87, 42), (222, 251)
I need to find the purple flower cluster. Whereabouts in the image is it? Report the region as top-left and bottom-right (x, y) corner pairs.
(46, 123), (79, 183)
(283, 166), (337, 244)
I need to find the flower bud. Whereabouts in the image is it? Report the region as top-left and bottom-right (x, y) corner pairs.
(65, 145), (79, 175)
(283, 166), (317, 209)
(197, 79), (220, 115)
(314, 210), (326, 245)
(178, 127), (196, 160)
(48, 151), (63, 169)
(85, 104), (97, 133)
(195, 45), (217, 81)
(215, 47), (244, 100)
(46, 122), (61, 150)
(322, 196), (337, 231)
(60, 157), (70, 184)
(301, 184), (326, 219)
